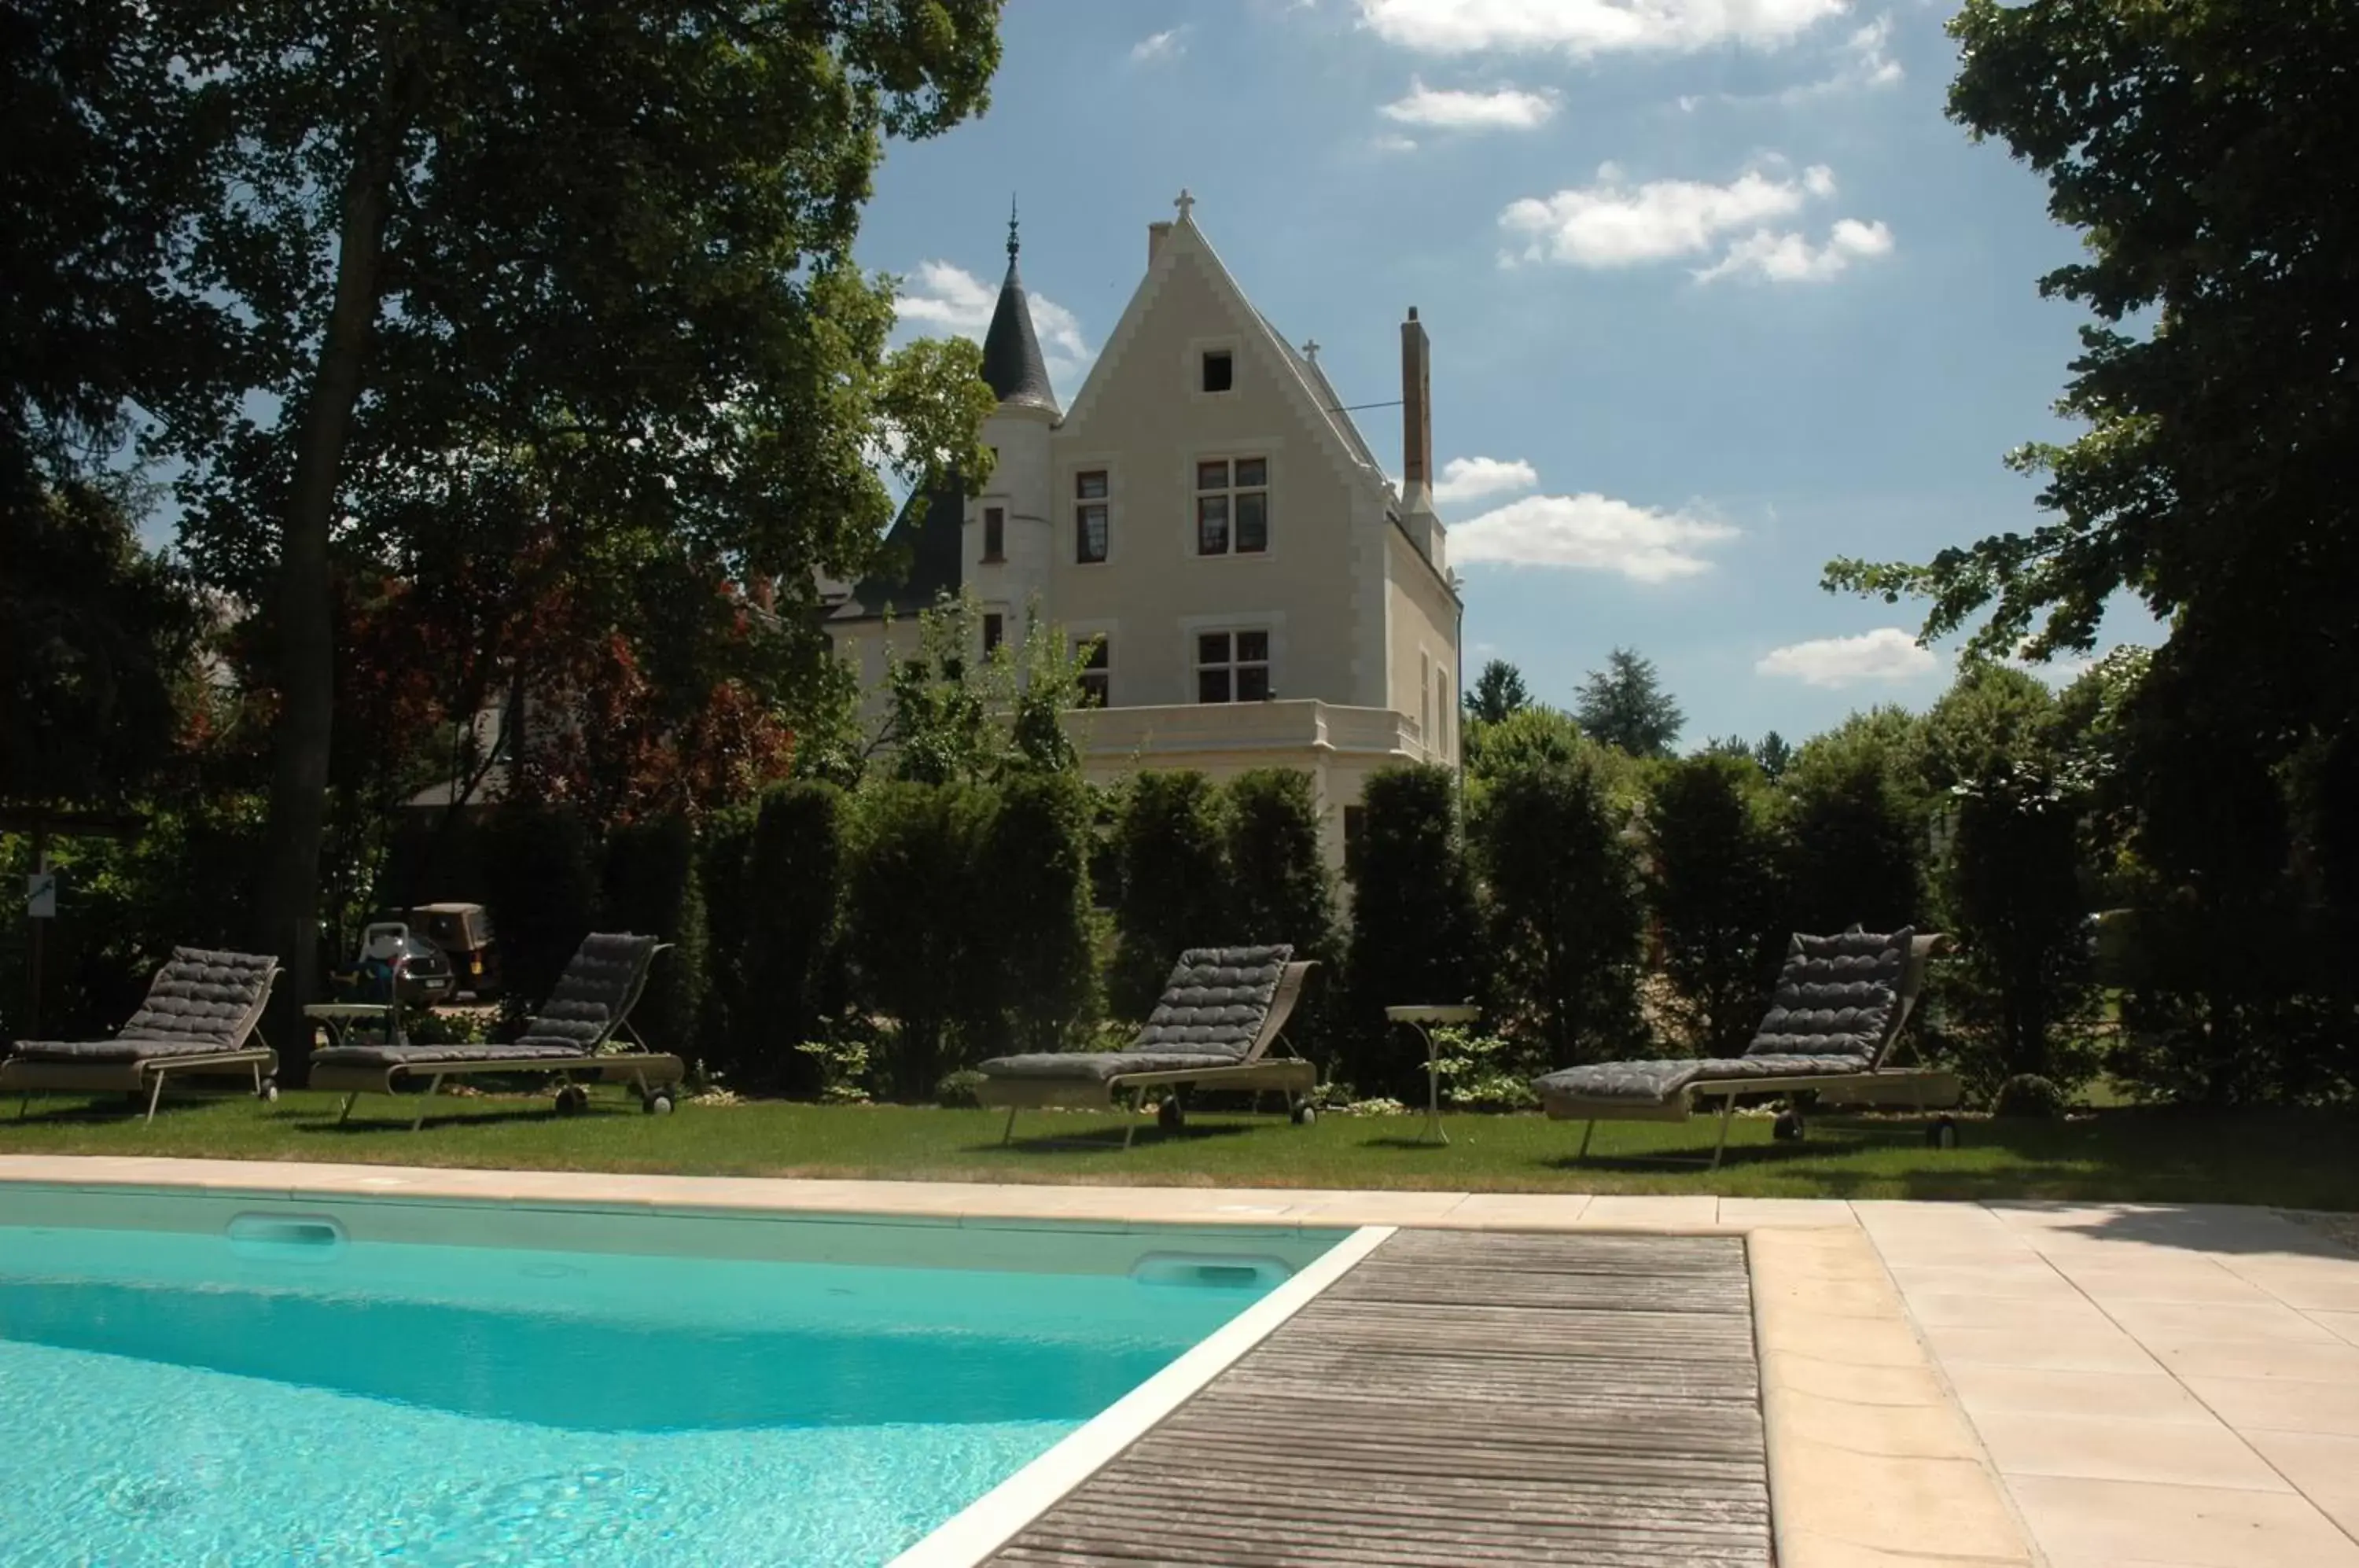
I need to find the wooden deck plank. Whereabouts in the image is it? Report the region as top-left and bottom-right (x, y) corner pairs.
(984, 1230), (1769, 1567)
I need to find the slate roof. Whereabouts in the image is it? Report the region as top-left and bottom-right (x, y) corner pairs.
(981, 216), (1061, 414)
(823, 475), (966, 624)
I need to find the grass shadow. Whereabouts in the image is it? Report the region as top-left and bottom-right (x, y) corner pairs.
(290, 1103), (617, 1135)
(988, 1121), (1260, 1156)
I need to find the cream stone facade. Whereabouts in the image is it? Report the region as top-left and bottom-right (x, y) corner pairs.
(822, 196), (1464, 869)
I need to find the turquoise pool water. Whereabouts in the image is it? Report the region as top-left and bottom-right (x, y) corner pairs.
(0, 1202), (1330, 1566)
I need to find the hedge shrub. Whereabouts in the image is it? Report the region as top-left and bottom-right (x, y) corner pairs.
(1647, 753), (1787, 1054)
(971, 770), (1099, 1055)
(1224, 768), (1339, 1056)
(1110, 771), (1235, 1018)
(1343, 764), (1484, 1097)
(482, 802), (600, 1032)
(598, 812), (709, 1060)
(742, 779), (849, 1093)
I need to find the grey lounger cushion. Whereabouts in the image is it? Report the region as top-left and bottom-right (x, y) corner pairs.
(977, 1051), (1248, 1084)
(309, 1043), (594, 1068)
(1534, 927), (1914, 1106)
(979, 945), (1294, 1079)
(513, 933), (656, 1051)
(11, 948), (275, 1062)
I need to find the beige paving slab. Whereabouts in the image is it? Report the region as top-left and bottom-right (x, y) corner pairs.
(2311, 1309), (2359, 1347)
(1884, 1259), (2086, 1301)
(1715, 1196), (1855, 1228)
(2221, 1257), (2359, 1312)
(1428, 1191), (1594, 1228)
(1573, 1192), (1722, 1227)
(1942, 1363), (2217, 1424)
(2048, 1259), (2280, 1306)
(1902, 1290), (2122, 1333)
(1971, 1407), (2291, 1491)
(1919, 1319), (2162, 1375)
(2185, 1374), (2359, 1437)
(1750, 1225), (2033, 1568)
(2105, 1297), (2347, 1347)
(2240, 1429), (2359, 1536)
(2006, 1474), (2359, 1567)
(2153, 1337), (2359, 1382)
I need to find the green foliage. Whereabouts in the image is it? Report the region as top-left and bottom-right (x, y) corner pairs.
(1755, 731), (1794, 782)
(1430, 1025), (1542, 1112)
(741, 781), (849, 1092)
(795, 1037), (873, 1105)
(1573, 647), (1684, 759)
(1463, 659), (1531, 726)
(879, 594), (1090, 785)
(934, 1069), (988, 1110)
(597, 814), (708, 1060)
(480, 803), (600, 1032)
(1993, 1073), (2067, 1120)
(970, 770), (1099, 1054)
(693, 803), (758, 1077)
(1110, 772), (1235, 1018)
(1473, 755), (1646, 1066)
(2, 479), (204, 807)
(1778, 709), (1929, 938)
(842, 780), (988, 1099)
(1224, 767), (1341, 1061)
(1463, 703), (1583, 786)
(1648, 754), (1788, 1055)
(1345, 765), (1485, 1097)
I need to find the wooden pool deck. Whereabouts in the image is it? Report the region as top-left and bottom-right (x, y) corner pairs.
(984, 1228), (1771, 1566)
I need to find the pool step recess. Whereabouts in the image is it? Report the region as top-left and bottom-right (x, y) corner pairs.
(1128, 1251), (1292, 1290)
(226, 1213), (348, 1264)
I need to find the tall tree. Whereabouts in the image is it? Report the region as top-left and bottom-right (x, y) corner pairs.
(1754, 731), (1794, 781)
(132, 3), (1003, 1042)
(1822, 0), (2359, 934)
(1463, 658), (1532, 726)
(1574, 647), (1684, 759)
(1647, 754), (1787, 1055)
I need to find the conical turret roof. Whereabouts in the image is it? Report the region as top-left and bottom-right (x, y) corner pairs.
(980, 203), (1060, 414)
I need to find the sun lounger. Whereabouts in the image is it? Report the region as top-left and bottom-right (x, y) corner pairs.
(1533, 926), (1960, 1169)
(977, 945), (1319, 1147)
(309, 932), (685, 1129)
(4, 948), (282, 1123)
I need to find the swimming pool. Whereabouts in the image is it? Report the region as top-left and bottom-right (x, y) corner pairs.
(0, 1184), (1345, 1566)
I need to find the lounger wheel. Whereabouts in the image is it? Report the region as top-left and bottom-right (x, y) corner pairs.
(554, 1084), (591, 1117)
(1772, 1106), (1806, 1142)
(642, 1089), (675, 1115)
(257, 1077), (278, 1102)
(1289, 1099), (1316, 1127)
(1927, 1114), (1958, 1150)
(1157, 1095), (1187, 1133)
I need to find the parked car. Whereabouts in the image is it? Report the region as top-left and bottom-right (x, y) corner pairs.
(344, 922), (458, 1007)
(404, 902), (500, 999)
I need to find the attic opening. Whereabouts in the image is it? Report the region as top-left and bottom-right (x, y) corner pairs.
(1201, 350), (1234, 393)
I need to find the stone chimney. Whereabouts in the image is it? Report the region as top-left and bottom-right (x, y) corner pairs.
(1147, 219), (1172, 267)
(1400, 307), (1434, 510)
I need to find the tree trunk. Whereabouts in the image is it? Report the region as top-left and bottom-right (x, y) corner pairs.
(252, 105), (410, 1083)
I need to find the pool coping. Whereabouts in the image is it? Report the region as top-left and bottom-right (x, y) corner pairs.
(888, 1223), (1396, 1568)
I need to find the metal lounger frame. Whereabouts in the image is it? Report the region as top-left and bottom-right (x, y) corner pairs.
(1541, 933), (1961, 1171)
(982, 960), (1319, 1148)
(5, 963), (282, 1125)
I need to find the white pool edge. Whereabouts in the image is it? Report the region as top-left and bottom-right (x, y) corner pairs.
(888, 1221), (1395, 1568)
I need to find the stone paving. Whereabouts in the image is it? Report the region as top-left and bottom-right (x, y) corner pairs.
(4, 1157), (2357, 1565)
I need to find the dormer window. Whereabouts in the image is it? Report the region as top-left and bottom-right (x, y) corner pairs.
(1201, 350), (1234, 393)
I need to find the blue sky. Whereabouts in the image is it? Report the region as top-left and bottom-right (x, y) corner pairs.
(856, 0), (2159, 746)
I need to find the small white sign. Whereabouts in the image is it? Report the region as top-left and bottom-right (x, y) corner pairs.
(25, 871), (57, 920)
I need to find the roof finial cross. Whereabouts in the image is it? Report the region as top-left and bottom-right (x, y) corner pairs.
(1007, 194), (1020, 261)
(1174, 188), (1196, 223)
(1301, 337), (1321, 363)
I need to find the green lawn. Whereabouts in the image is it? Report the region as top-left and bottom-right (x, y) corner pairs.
(5, 1088), (2356, 1209)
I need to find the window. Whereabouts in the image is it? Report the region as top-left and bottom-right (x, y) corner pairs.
(1420, 651), (1433, 742)
(982, 506), (1005, 562)
(982, 613), (1003, 655)
(1343, 805), (1367, 880)
(1195, 458), (1268, 555)
(1075, 635), (1110, 707)
(1196, 628), (1271, 704)
(1075, 470), (1109, 563)
(1201, 350), (1233, 393)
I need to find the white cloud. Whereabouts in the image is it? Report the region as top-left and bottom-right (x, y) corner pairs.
(1371, 131), (1420, 153)
(1500, 161), (1835, 268)
(1757, 627), (1938, 687)
(1759, 12), (1904, 100)
(1450, 493), (1738, 582)
(895, 260), (1097, 392)
(1432, 455), (1540, 504)
(1500, 161), (1891, 283)
(1693, 217), (1893, 282)
(1130, 27), (1187, 62)
(1356, 0), (1849, 57)
(1380, 79), (1560, 129)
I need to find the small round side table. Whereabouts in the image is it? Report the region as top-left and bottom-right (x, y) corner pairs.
(1384, 1003), (1481, 1145)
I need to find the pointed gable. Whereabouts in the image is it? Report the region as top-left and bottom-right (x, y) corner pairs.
(1059, 202), (1393, 502)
